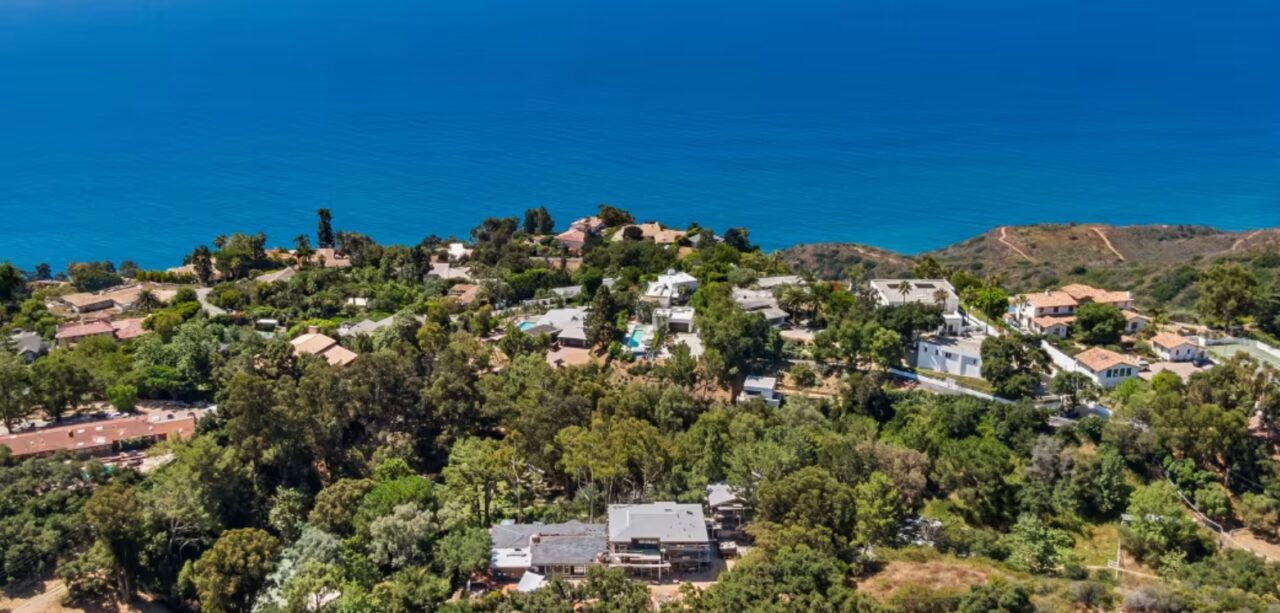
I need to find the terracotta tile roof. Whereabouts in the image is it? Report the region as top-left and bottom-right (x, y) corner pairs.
(449, 284), (481, 305)
(320, 345), (358, 367)
(0, 412), (199, 458)
(1075, 347), (1136, 373)
(1060, 284), (1131, 305)
(1023, 291), (1078, 308)
(1151, 332), (1194, 350)
(1122, 311), (1147, 321)
(110, 318), (149, 340)
(55, 320), (116, 340)
(60, 292), (115, 309)
(1032, 315), (1074, 328)
(290, 332), (358, 367)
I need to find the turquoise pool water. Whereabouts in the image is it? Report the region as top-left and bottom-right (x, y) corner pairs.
(517, 321), (536, 332)
(624, 327), (648, 350)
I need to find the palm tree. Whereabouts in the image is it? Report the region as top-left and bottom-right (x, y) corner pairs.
(294, 235), (314, 268)
(135, 289), (160, 313)
(932, 288), (950, 309)
(897, 280), (913, 305)
(1012, 293), (1031, 325)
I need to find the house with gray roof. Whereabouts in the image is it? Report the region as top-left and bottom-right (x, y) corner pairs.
(706, 483), (750, 537)
(489, 520), (606, 579)
(536, 307), (590, 347)
(8, 330), (47, 363)
(605, 502), (712, 576)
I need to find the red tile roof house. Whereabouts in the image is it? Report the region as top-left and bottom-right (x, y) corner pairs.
(290, 328), (358, 367)
(1, 411), (202, 459)
(54, 319), (117, 347)
(555, 228), (588, 254)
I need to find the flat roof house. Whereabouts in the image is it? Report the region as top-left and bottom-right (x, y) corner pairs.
(606, 502), (712, 577)
(654, 306), (696, 333)
(868, 279), (959, 313)
(490, 521), (606, 580)
(738, 375), (781, 407)
(1151, 332), (1200, 363)
(59, 292), (116, 314)
(643, 271), (698, 308)
(916, 334), (985, 379)
(731, 288), (790, 328)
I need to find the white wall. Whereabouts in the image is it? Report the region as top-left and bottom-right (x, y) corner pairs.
(916, 342), (983, 378)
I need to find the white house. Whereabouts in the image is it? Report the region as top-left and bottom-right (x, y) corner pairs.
(1014, 284), (1140, 337)
(654, 306), (696, 333)
(1072, 347), (1139, 389)
(643, 270), (698, 307)
(1150, 332), (1200, 362)
(536, 308), (591, 347)
(915, 334), (984, 378)
(731, 288), (790, 328)
(738, 375), (781, 407)
(868, 279), (959, 313)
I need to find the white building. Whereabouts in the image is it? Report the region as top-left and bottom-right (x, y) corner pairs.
(1071, 347), (1139, 389)
(738, 375), (781, 407)
(1151, 332), (1200, 362)
(654, 306), (696, 333)
(868, 279), (959, 313)
(915, 334), (985, 378)
(643, 270), (699, 307)
(731, 288), (790, 328)
(537, 308), (591, 347)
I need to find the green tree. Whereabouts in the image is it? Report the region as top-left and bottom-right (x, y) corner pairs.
(958, 579), (1034, 613)
(317, 208), (335, 248)
(970, 286), (1010, 322)
(84, 483), (147, 597)
(370, 566), (450, 613)
(293, 234), (314, 267)
(1238, 493), (1280, 539)
(522, 206), (554, 234)
(757, 467), (857, 551)
(189, 245), (215, 286)
(308, 479), (374, 536)
(1048, 371), (1100, 413)
(854, 471), (904, 546)
(584, 285), (622, 347)
(1121, 482), (1207, 564)
(980, 335), (1049, 399)
(1001, 514), (1073, 574)
(596, 204), (634, 227)
(193, 528), (280, 613)
(1196, 263), (1259, 329)
(30, 350), (94, 422)
(1074, 301), (1126, 345)
(434, 527), (491, 585)
(0, 352), (32, 431)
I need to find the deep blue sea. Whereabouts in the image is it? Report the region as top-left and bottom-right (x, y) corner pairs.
(1, 0), (1278, 270)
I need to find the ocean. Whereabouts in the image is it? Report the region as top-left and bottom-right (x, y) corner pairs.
(1, 0), (1278, 270)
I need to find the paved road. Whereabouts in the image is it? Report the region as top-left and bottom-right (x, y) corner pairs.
(195, 288), (226, 316)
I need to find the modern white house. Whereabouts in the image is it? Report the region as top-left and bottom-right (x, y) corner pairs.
(915, 334), (985, 378)
(868, 279), (960, 313)
(756, 275), (802, 289)
(654, 306), (696, 333)
(738, 375), (781, 407)
(1150, 332), (1200, 362)
(731, 288), (790, 328)
(643, 270), (699, 307)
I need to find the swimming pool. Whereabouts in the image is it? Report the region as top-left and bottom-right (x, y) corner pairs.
(624, 325), (652, 351)
(516, 321), (536, 332)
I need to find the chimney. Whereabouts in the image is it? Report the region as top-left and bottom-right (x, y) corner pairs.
(307, 325), (320, 334)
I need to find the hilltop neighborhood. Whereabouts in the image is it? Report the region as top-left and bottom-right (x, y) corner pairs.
(2, 209), (1280, 612)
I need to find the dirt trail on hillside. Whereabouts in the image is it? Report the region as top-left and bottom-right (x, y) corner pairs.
(1091, 226), (1126, 261)
(997, 227), (1034, 262)
(1231, 230), (1263, 252)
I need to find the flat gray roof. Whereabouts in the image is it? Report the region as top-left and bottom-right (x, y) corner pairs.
(608, 502), (709, 544)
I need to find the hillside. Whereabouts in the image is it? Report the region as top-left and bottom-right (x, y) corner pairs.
(782, 223), (1280, 312)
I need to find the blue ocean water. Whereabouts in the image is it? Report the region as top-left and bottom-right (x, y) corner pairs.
(1, 0), (1278, 270)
